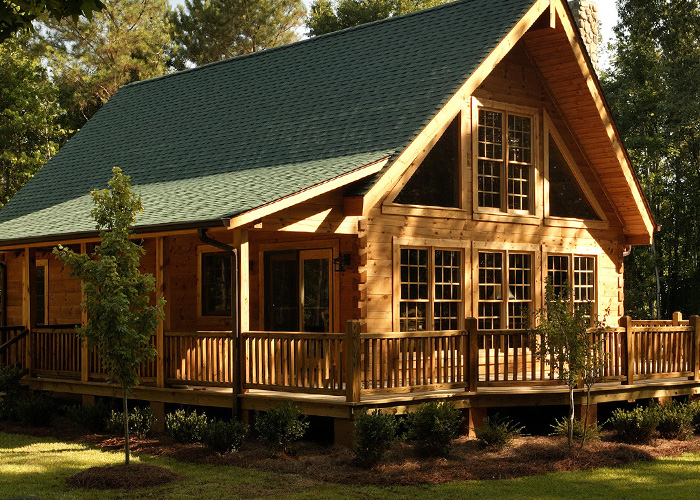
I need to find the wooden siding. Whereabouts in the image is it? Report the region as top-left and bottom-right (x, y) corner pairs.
(360, 42), (626, 333)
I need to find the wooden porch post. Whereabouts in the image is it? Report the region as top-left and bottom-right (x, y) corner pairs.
(22, 247), (36, 374)
(80, 243), (89, 383)
(620, 315), (634, 385)
(155, 236), (165, 388)
(345, 320), (361, 403)
(466, 317), (479, 393)
(690, 315), (700, 381)
(237, 229), (249, 399)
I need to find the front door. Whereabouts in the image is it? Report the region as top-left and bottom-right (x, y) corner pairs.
(264, 248), (333, 332)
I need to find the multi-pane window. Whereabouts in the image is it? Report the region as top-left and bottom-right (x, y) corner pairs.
(547, 255), (569, 299)
(573, 256), (595, 318)
(508, 254), (532, 329)
(477, 108), (533, 213)
(399, 248), (461, 332)
(478, 252), (532, 330)
(434, 250), (462, 330)
(547, 255), (596, 319)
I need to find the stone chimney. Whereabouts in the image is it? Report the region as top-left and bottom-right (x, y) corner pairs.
(568, 0), (599, 73)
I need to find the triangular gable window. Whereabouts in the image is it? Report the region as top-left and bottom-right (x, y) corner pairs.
(548, 134), (599, 220)
(393, 118), (460, 208)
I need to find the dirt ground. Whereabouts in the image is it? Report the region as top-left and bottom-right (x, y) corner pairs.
(5, 417), (700, 486)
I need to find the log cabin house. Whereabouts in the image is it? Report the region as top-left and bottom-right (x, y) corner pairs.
(1, 0), (698, 440)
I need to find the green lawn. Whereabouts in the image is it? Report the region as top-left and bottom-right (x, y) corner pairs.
(3, 432), (700, 499)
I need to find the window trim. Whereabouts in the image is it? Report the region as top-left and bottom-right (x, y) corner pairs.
(197, 245), (232, 319)
(392, 237), (465, 332)
(543, 111), (609, 229)
(383, 111), (466, 217)
(471, 97), (540, 219)
(471, 241), (540, 331)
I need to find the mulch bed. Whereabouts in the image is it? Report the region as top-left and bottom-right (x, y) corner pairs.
(5, 417), (700, 486)
(66, 463), (179, 490)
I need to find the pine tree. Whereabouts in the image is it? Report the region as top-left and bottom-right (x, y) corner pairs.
(0, 33), (65, 207)
(169, 0), (306, 70)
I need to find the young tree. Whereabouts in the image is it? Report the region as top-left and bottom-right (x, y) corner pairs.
(530, 283), (606, 449)
(53, 167), (165, 465)
(169, 0), (305, 70)
(0, 33), (66, 207)
(307, 0), (449, 36)
(41, 0), (171, 131)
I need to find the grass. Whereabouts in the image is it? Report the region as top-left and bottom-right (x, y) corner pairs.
(3, 431), (700, 499)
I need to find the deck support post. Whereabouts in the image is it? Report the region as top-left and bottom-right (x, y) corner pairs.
(155, 236), (165, 388)
(466, 317), (479, 392)
(150, 401), (166, 432)
(334, 417), (356, 448)
(346, 320), (361, 403)
(80, 243), (89, 383)
(465, 407), (486, 437)
(22, 246), (36, 374)
(690, 315), (700, 381)
(621, 315), (634, 385)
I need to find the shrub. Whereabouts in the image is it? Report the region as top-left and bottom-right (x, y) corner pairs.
(106, 406), (155, 439)
(254, 402), (309, 454)
(201, 419), (248, 453)
(689, 400), (700, 432)
(61, 400), (113, 433)
(353, 409), (397, 468)
(550, 417), (601, 442)
(656, 401), (693, 440)
(475, 414), (524, 449)
(0, 365), (23, 398)
(0, 365), (24, 421)
(165, 409), (209, 443)
(407, 401), (462, 457)
(18, 394), (55, 426)
(608, 405), (659, 444)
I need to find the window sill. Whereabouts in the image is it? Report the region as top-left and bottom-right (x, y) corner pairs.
(544, 217), (609, 230)
(472, 211), (540, 225)
(382, 203), (466, 219)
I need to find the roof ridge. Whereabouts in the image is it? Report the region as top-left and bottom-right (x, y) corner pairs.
(126, 0), (479, 89)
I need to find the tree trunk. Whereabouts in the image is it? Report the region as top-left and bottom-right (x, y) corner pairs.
(581, 384), (591, 449)
(122, 387), (130, 465)
(568, 384), (574, 449)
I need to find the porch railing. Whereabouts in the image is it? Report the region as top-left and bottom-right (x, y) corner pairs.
(4, 313), (699, 404)
(0, 326), (28, 370)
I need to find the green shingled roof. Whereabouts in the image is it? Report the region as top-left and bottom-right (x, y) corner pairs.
(0, 0), (535, 244)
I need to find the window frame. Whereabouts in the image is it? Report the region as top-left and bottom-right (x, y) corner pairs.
(471, 242), (539, 331)
(543, 111), (609, 229)
(197, 245), (233, 318)
(471, 97), (540, 221)
(383, 112), (468, 218)
(258, 239), (340, 333)
(392, 237), (465, 332)
(544, 249), (599, 323)
(35, 259), (48, 326)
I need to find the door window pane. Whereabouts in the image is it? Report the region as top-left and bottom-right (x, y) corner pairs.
(301, 258), (330, 332)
